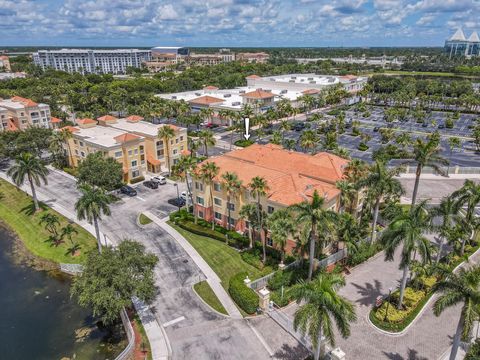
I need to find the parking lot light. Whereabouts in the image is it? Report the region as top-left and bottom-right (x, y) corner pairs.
(173, 183), (181, 211)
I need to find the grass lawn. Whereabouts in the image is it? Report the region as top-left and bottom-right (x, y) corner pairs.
(139, 213), (152, 225)
(0, 179), (97, 264)
(193, 281), (227, 315)
(169, 222), (267, 289)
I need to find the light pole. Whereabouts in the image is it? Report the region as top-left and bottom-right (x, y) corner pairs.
(173, 183), (181, 212)
(384, 287), (393, 322)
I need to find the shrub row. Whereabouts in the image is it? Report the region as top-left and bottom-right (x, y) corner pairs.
(130, 176), (145, 184)
(228, 272), (258, 314)
(346, 241), (383, 267)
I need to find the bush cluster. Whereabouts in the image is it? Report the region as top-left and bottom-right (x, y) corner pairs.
(374, 287), (424, 323)
(234, 139), (254, 148)
(358, 142), (369, 151)
(346, 241), (383, 267)
(228, 272), (258, 314)
(130, 176), (145, 184)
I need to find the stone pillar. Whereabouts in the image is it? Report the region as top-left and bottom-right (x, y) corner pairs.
(258, 288), (270, 311)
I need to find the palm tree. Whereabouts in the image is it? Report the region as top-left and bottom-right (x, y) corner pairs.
(290, 273), (357, 360)
(199, 162), (219, 230)
(299, 130), (318, 153)
(336, 179), (357, 215)
(198, 130), (216, 158)
(433, 265), (480, 360)
(173, 155), (196, 211)
(267, 209), (295, 265)
(158, 125), (176, 174)
(239, 203), (257, 249)
(8, 152), (49, 212)
(429, 196), (461, 262)
(249, 176), (270, 263)
(60, 126), (74, 166)
(221, 171), (242, 232)
(75, 183), (112, 254)
(452, 180), (480, 255)
(380, 200), (432, 309)
(357, 161), (404, 243)
(289, 190), (337, 281)
(48, 131), (67, 168)
(410, 137), (449, 206)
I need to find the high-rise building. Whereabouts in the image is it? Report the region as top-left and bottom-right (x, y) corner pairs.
(445, 28), (480, 58)
(33, 49), (152, 74)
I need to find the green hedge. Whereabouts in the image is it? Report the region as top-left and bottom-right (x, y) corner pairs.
(358, 142), (369, 151)
(228, 272), (258, 314)
(234, 139), (254, 148)
(130, 176), (145, 184)
(346, 241), (383, 267)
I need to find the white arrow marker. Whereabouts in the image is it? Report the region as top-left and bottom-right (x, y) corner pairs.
(243, 117), (251, 140)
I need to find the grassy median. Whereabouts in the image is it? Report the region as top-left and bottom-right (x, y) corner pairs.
(0, 179), (97, 264)
(193, 281), (228, 315)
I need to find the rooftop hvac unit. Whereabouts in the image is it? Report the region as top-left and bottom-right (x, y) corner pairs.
(172, 96), (177, 99)
(289, 80), (295, 83)
(239, 90), (246, 94)
(280, 90), (287, 94)
(232, 101), (241, 106)
(300, 79), (305, 82)
(328, 78), (335, 83)
(291, 76), (297, 79)
(307, 77), (314, 80)
(195, 92), (201, 96)
(223, 94), (231, 98)
(309, 81), (316, 84)
(270, 78), (276, 81)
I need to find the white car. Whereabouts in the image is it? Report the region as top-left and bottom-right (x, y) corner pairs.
(181, 191), (191, 200)
(152, 176), (167, 185)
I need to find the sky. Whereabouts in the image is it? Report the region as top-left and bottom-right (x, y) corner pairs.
(1, 0), (480, 47)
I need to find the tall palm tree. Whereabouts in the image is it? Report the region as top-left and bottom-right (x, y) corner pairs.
(429, 196), (461, 262)
(267, 209), (295, 265)
(410, 137), (449, 206)
(8, 152), (49, 212)
(249, 176), (270, 263)
(452, 180), (480, 256)
(48, 131), (67, 168)
(299, 130), (318, 154)
(239, 203), (257, 249)
(158, 125), (176, 174)
(173, 155), (196, 211)
(336, 179), (357, 215)
(380, 200), (432, 309)
(289, 190), (337, 281)
(198, 129), (216, 158)
(433, 265), (480, 360)
(290, 273), (357, 360)
(357, 161), (404, 243)
(199, 161), (219, 230)
(221, 171), (242, 232)
(75, 183), (112, 254)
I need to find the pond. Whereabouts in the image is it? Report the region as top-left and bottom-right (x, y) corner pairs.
(0, 227), (127, 360)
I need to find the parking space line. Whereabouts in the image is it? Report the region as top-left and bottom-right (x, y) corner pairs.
(136, 196), (146, 202)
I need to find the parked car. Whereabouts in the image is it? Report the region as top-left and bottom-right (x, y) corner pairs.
(438, 124), (445, 129)
(152, 176), (167, 185)
(293, 122), (305, 131)
(168, 197), (186, 207)
(422, 122), (428, 127)
(181, 191), (191, 201)
(120, 185), (137, 197)
(143, 180), (159, 189)
(205, 123), (219, 129)
(373, 127), (380, 132)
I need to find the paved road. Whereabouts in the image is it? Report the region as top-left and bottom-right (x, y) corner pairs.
(8, 169), (274, 360)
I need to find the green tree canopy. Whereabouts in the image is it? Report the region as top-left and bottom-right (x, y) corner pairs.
(77, 152), (123, 190)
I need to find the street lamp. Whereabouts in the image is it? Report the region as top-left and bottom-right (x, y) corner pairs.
(384, 287), (393, 322)
(173, 183), (180, 212)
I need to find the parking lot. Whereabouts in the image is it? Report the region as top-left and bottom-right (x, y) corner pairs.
(209, 106), (479, 168)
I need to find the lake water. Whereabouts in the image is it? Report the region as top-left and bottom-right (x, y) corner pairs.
(0, 228), (127, 360)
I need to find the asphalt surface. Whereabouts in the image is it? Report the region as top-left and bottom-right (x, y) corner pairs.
(2, 168), (275, 360)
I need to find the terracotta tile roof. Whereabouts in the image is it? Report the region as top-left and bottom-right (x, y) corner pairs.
(198, 144), (348, 206)
(203, 86), (219, 90)
(61, 126), (79, 133)
(241, 89), (274, 99)
(50, 117), (62, 123)
(147, 155), (161, 166)
(188, 95), (225, 105)
(302, 89), (320, 95)
(97, 115), (118, 122)
(6, 118), (18, 131)
(126, 115), (144, 122)
(340, 75), (358, 80)
(11, 96), (38, 107)
(76, 118), (97, 125)
(114, 133), (141, 144)
(246, 75), (261, 79)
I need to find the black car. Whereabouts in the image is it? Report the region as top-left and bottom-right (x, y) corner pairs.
(120, 185), (137, 196)
(438, 124), (445, 129)
(373, 127), (380, 132)
(422, 122), (428, 127)
(168, 197), (186, 207)
(293, 123), (305, 131)
(143, 180), (159, 189)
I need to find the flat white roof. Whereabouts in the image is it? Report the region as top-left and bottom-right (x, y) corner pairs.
(36, 49), (149, 54)
(109, 118), (181, 137)
(151, 47), (186, 50)
(74, 125), (141, 149)
(262, 74), (341, 86)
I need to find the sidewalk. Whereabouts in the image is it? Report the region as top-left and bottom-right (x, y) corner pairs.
(0, 170), (172, 360)
(144, 211), (243, 319)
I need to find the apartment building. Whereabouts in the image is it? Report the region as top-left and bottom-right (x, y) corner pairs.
(0, 96), (52, 131)
(236, 52), (270, 64)
(33, 49), (152, 74)
(0, 56), (11, 72)
(62, 115), (187, 182)
(192, 144), (349, 254)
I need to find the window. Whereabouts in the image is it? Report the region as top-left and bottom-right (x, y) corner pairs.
(156, 140), (163, 147)
(195, 182), (203, 191)
(131, 160), (137, 167)
(228, 217), (235, 226)
(128, 150), (133, 156)
(214, 212), (222, 220)
(79, 141), (84, 147)
(114, 151), (122, 158)
(80, 151), (85, 157)
(175, 138), (179, 144)
(180, 136), (184, 141)
(134, 149), (138, 155)
(198, 211), (204, 219)
(214, 183), (221, 192)
(132, 170), (140, 178)
(214, 198), (222, 206)
(267, 206), (275, 214)
(75, 149), (79, 155)
(228, 203), (235, 211)
(173, 149), (178, 155)
(267, 236), (273, 247)
(196, 196), (204, 206)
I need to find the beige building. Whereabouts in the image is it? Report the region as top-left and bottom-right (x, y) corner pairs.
(62, 115), (187, 182)
(0, 56), (11, 72)
(192, 144), (349, 254)
(236, 52), (270, 64)
(0, 96), (52, 131)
